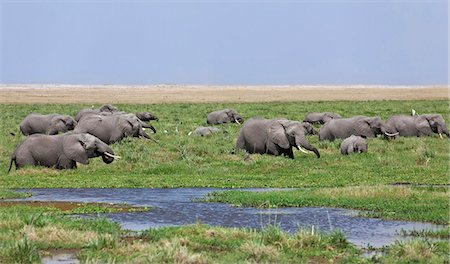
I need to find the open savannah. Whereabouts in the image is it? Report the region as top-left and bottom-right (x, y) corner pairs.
(0, 87), (448, 263)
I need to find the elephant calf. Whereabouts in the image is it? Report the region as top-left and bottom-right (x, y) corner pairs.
(20, 113), (77, 136)
(8, 133), (120, 171)
(384, 114), (449, 138)
(303, 112), (342, 125)
(207, 109), (244, 125)
(340, 135), (368, 155)
(236, 117), (320, 159)
(189, 127), (221, 137)
(136, 112), (159, 122)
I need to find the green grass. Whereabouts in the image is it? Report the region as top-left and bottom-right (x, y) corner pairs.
(1, 100), (448, 188)
(204, 186), (449, 224)
(0, 189), (32, 199)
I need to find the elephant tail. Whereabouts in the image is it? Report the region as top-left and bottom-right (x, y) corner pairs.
(8, 155), (16, 174)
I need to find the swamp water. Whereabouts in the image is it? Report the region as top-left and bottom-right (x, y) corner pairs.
(16, 188), (443, 248)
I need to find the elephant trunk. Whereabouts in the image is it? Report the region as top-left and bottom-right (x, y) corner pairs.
(96, 142), (117, 164)
(295, 135), (320, 158)
(438, 125), (450, 138)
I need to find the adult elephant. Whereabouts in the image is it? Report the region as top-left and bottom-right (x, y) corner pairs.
(75, 104), (119, 122)
(384, 114), (449, 138)
(74, 114), (155, 144)
(207, 109), (244, 125)
(303, 112), (342, 125)
(20, 114), (77, 136)
(236, 118), (320, 159)
(319, 116), (397, 141)
(340, 135), (368, 155)
(8, 133), (119, 171)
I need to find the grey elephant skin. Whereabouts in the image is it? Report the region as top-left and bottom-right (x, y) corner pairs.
(190, 127), (221, 137)
(75, 104), (119, 122)
(136, 112), (159, 121)
(236, 118), (320, 159)
(74, 114), (153, 145)
(9, 133), (117, 171)
(319, 116), (389, 141)
(20, 114), (77, 136)
(304, 112), (342, 125)
(207, 109), (244, 125)
(384, 114), (449, 138)
(340, 135), (368, 155)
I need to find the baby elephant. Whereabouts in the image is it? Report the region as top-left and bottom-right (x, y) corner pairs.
(189, 127), (221, 137)
(20, 114), (77, 136)
(8, 133), (120, 171)
(207, 109), (244, 125)
(340, 135), (368, 155)
(136, 112), (159, 122)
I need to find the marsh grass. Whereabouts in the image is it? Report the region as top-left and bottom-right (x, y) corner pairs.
(0, 202), (447, 263)
(3, 238), (41, 264)
(205, 185), (449, 224)
(1, 100), (448, 188)
(0, 189), (31, 199)
(376, 239), (449, 263)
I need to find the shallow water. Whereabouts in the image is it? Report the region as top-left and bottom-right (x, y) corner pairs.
(15, 188), (444, 248)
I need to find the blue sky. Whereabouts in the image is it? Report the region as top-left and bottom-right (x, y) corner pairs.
(0, 0), (448, 85)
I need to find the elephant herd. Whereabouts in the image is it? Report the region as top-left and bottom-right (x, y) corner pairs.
(8, 104), (449, 172)
(230, 111), (448, 159)
(8, 105), (158, 172)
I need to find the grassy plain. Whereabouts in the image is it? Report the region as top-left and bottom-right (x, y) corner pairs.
(1, 100), (448, 188)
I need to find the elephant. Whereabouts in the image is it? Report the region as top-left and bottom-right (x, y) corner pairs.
(384, 114), (449, 138)
(303, 112), (342, 124)
(207, 109), (244, 125)
(236, 117), (320, 159)
(20, 114), (77, 135)
(136, 112), (159, 122)
(74, 114), (155, 144)
(319, 116), (397, 141)
(188, 127), (221, 137)
(75, 104), (119, 122)
(340, 135), (368, 155)
(8, 133), (119, 172)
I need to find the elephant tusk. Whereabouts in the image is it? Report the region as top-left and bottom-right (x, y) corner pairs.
(104, 152), (121, 159)
(235, 118), (241, 125)
(297, 145), (309, 154)
(439, 133), (443, 139)
(188, 131), (193, 136)
(384, 132), (399, 137)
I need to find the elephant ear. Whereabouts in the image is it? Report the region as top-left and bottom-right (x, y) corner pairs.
(47, 116), (66, 134)
(269, 120), (290, 149)
(62, 134), (89, 165)
(118, 119), (134, 136)
(415, 115), (432, 134)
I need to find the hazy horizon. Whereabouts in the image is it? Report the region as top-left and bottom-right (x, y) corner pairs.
(1, 0), (448, 85)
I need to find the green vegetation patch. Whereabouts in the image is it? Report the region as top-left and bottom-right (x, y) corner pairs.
(0, 203), (447, 263)
(205, 185), (449, 224)
(1, 100), (448, 188)
(0, 189), (31, 199)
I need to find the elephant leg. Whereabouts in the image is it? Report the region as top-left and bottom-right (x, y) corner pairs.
(285, 148), (294, 159)
(56, 156), (76, 169)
